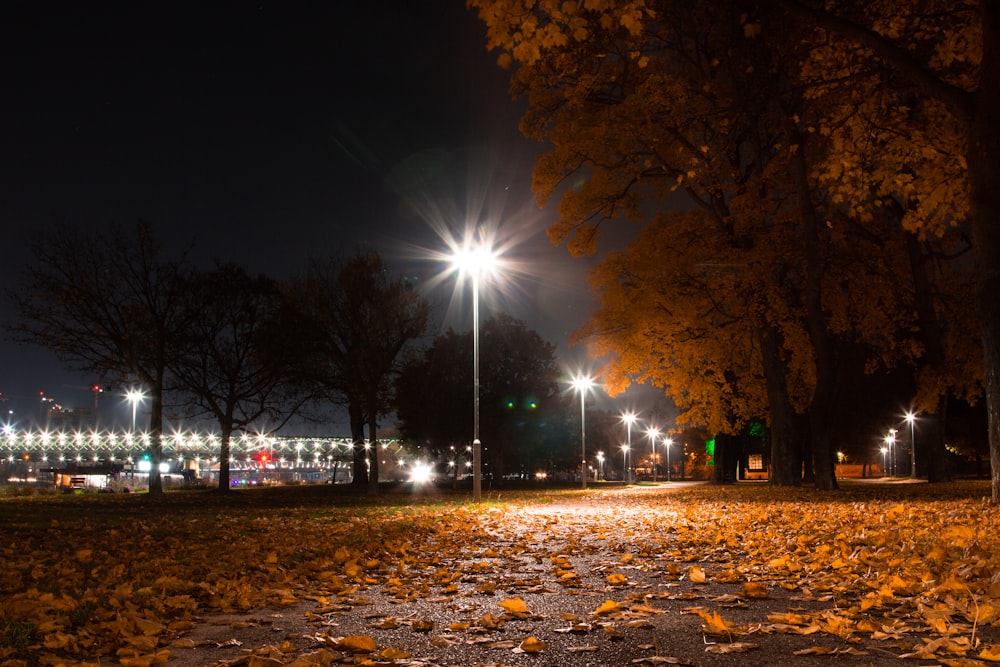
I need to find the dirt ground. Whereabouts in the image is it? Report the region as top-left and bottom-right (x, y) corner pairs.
(161, 483), (993, 667)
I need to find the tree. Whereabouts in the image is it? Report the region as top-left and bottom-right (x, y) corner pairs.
(470, 0), (849, 487)
(283, 252), (429, 494)
(471, 0), (985, 490)
(168, 264), (309, 490)
(770, 1), (998, 500)
(395, 314), (561, 483)
(7, 221), (189, 496)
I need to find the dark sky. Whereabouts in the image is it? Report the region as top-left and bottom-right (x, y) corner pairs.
(1, 1), (636, 429)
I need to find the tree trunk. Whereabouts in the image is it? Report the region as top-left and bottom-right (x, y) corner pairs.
(148, 384), (164, 496)
(760, 325), (801, 486)
(789, 127), (838, 491)
(367, 408), (379, 496)
(904, 231), (952, 481)
(218, 424), (233, 491)
(970, 5), (1000, 505)
(349, 402), (366, 488)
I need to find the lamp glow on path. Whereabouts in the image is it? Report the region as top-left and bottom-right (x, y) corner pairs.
(571, 375), (595, 490)
(449, 240), (499, 503)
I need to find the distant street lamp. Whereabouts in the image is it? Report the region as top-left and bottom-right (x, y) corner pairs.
(450, 239), (499, 503)
(885, 429), (897, 477)
(596, 451), (604, 481)
(572, 375), (595, 490)
(621, 412), (637, 483)
(664, 436), (673, 482)
(621, 443), (630, 483)
(125, 387), (145, 433)
(647, 427), (660, 483)
(904, 411), (917, 477)
(880, 446), (888, 477)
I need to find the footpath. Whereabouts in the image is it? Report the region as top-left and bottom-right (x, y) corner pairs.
(163, 483), (993, 667)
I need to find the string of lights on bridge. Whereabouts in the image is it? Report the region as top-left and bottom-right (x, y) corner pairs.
(1, 429), (405, 467)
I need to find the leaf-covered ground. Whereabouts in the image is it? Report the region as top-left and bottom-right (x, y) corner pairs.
(1, 481), (998, 666)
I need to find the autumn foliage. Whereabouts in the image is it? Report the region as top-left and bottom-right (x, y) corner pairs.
(2, 483), (999, 666)
(467, 0), (987, 489)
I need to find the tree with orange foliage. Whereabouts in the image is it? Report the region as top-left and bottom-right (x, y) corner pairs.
(770, 0), (997, 498)
(470, 0), (984, 489)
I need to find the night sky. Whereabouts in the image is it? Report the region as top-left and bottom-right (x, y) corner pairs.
(1, 1), (628, 430)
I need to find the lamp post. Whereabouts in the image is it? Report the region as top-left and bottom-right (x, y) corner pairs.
(572, 375), (594, 490)
(621, 443), (629, 483)
(596, 451), (604, 481)
(880, 446), (888, 477)
(125, 387), (145, 433)
(622, 412), (637, 483)
(664, 437), (673, 482)
(904, 411), (917, 477)
(647, 427), (660, 483)
(450, 240), (498, 503)
(886, 429), (897, 477)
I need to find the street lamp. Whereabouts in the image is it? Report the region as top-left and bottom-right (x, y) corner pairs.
(596, 451), (604, 481)
(450, 239), (499, 503)
(621, 443), (629, 483)
(621, 412), (637, 483)
(572, 375), (594, 490)
(886, 429), (897, 477)
(647, 427), (660, 483)
(664, 436), (673, 482)
(904, 411), (917, 477)
(880, 446), (888, 477)
(125, 387), (145, 433)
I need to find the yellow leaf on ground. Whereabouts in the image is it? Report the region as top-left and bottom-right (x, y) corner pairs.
(499, 597), (529, 614)
(606, 573), (628, 585)
(334, 634), (376, 653)
(689, 565), (706, 583)
(704, 642), (759, 653)
(516, 636), (547, 653)
(594, 600), (621, 616)
(379, 647), (411, 659)
(742, 581), (768, 598)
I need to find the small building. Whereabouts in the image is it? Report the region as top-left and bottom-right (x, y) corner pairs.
(48, 463), (124, 491)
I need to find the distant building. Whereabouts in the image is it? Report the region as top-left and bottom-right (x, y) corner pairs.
(46, 407), (96, 431)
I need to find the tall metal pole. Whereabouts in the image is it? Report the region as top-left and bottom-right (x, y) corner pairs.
(473, 271), (481, 503)
(908, 413), (917, 478)
(626, 417), (632, 483)
(665, 438), (671, 482)
(580, 388), (587, 490)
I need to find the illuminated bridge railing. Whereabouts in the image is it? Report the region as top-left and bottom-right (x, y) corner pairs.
(0, 430), (395, 466)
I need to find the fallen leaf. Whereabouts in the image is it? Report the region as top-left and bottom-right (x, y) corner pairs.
(514, 636), (547, 653)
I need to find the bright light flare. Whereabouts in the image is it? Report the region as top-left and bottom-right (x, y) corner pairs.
(449, 242), (500, 279)
(571, 374), (595, 393)
(409, 462), (434, 484)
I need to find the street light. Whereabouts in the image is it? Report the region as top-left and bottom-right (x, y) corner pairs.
(647, 427), (660, 483)
(904, 411), (917, 477)
(885, 429), (897, 477)
(621, 443), (629, 483)
(880, 446), (888, 477)
(664, 436), (673, 482)
(572, 375), (594, 490)
(621, 412), (637, 483)
(125, 387), (145, 432)
(450, 239), (499, 503)
(596, 451), (604, 481)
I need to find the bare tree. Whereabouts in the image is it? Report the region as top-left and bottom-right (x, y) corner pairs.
(168, 263), (311, 490)
(7, 221), (190, 496)
(283, 252), (429, 494)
